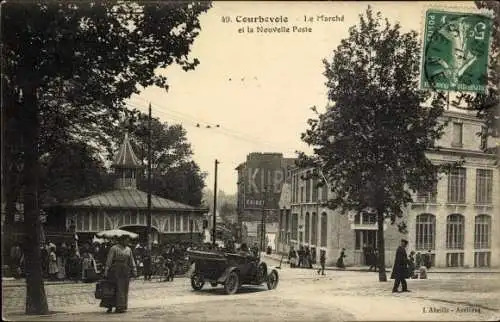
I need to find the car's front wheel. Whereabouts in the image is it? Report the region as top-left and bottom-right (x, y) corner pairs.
(191, 273), (205, 291)
(266, 270), (279, 290)
(224, 271), (239, 295)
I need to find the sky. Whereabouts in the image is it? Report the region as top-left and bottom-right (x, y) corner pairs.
(126, 1), (477, 195)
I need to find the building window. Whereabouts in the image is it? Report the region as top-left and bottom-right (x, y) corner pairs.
(117, 214), (124, 228)
(279, 210), (284, 235)
(293, 174), (299, 203)
(355, 230), (378, 250)
(354, 212), (377, 225)
(104, 215), (111, 230)
(175, 214), (181, 231)
(305, 172), (311, 203)
(305, 212), (310, 243)
(446, 214), (464, 249)
(446, 252), (464, 267)
(91, 212), (98, 231)
(300, 187), (304, 203)
(170, 216), (175, 232)
(320, 212), (327, 247)
(291, 213), (298, 240)
(474, 252), (490, 267)
(83, 214), (89, 231)
(285, 211), (290, 234)
(124, 212), (131, 226)
(98, 213), (105, 232)
(448, 168), (466, 203)
(416, 181), (438, 203)
(321, 182), (328, 201)
(480, 126), (488, 150)
(476, 169), (493, 204)
(164, 217), (169, 232)
(183, 215), (189, 231)
(131, 211), (137, 225)
(474, 215), (491, 249)
(311, 212), (318, 246)
(415, 214), (436, 250)
(152, 217), (160, 231)
(312, 176), (318, 202)
(452, 122), (463, 147)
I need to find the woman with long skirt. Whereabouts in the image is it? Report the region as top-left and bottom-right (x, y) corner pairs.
(48, 246), (59, 280)
(100, 235), (137, 314)
(336, 248), (347, 269)
(56, 244), (66, 280)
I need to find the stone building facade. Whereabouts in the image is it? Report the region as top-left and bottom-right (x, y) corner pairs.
(406, 110), (499, 268)
(277, 110), (499, 268)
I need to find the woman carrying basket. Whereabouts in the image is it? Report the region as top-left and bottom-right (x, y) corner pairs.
(100, 235), (137, 313)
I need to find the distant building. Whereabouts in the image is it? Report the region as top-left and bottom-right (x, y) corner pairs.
(235, 152), (296, 249)
(277, 111), (499, 268)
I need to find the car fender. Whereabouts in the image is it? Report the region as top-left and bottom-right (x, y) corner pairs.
(217, 266), (239, 283)
(268, 267), (279, 276)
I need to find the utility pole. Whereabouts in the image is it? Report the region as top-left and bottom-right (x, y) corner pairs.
(212, 159), (219, 245)
(260, 185), (267, 252)
(147, 103), (152, 252)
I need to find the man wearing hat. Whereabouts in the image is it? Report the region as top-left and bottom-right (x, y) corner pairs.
(391, 239), (410, 293)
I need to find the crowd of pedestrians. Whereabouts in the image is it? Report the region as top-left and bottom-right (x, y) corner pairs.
(8, 238), (196, 283)
(287, 245), (314, 268)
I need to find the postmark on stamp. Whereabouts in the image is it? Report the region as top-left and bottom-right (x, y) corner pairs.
(420, 9), (493, 93)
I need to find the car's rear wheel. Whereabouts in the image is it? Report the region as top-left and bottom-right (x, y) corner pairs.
(191, 273), (205, 291)
(224, 271), (239, 295)
(266, 270), (279, 290)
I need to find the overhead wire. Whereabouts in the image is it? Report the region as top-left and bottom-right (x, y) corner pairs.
(130, 94), (283, 148)
(125, 98), (299, 154)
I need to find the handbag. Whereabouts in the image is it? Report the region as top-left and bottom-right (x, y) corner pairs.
(95, 280), (115, 300)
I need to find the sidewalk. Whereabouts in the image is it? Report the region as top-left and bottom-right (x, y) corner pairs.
(263, 253), (500, 274)
(2, 278), (86, 288)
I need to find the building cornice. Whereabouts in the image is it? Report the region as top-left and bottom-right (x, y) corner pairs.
(427, 147), (497, 160)
(441, 110), (484, 123)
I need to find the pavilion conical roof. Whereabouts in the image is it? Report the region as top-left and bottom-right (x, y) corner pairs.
(112, 132), (142, 168)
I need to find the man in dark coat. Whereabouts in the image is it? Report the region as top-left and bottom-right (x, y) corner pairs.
(391, 239), (410, 293)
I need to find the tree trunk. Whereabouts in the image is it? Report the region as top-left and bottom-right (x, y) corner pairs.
(22, 83), (49, 315)
(377, 207), (388, 282)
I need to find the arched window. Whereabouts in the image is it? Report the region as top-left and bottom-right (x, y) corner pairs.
(305, 171), (311, 202)
(415, 214), (436, 250)
(305, 212), (310, 243)
(475, 215), (491, 249)
(320, 212), (328, 247)
(446, 214), (464, 249)
(311, 212), (318, 246)
(291, 213), (298, 240)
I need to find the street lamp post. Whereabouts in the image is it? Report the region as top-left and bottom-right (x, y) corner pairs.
(212, 159), (219, 245)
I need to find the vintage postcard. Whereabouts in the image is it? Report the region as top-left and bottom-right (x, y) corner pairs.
(2, 1), (499, 321)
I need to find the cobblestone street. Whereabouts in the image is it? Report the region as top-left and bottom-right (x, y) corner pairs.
(3, 261), (500, 321)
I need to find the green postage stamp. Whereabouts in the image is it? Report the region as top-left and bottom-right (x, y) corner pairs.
(420, 9), (493, 93)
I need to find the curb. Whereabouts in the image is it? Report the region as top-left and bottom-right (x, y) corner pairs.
(263, 254), (500, 274)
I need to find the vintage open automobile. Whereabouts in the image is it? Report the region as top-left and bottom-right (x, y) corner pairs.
(186, 249), (279, 295)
